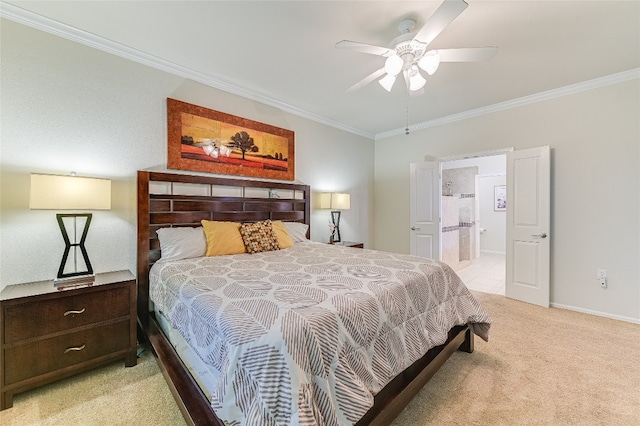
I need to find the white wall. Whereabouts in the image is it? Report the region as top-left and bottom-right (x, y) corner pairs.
(478, 174), (506, 253)
(374, 79), (640, 322)
(0, 20), (374, 290)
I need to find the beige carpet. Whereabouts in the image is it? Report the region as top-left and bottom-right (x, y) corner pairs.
(391, 292), (640, 426)
(2, 292), (638, 425)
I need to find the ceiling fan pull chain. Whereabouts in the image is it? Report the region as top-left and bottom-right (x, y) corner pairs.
(405, 87), (410, 135)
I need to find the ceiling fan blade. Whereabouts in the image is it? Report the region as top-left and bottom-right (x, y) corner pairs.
(347, 67), (386, 92)
(437, 47), (498, 62)
(336, 40), (394, 57)
(411, 0), (468, 48)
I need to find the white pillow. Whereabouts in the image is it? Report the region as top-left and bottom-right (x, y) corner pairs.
(156, 226), (206, 261)
(283, 222), (309, 243)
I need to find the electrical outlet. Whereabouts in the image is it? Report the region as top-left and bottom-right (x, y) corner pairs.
(597, 269), (607, 289)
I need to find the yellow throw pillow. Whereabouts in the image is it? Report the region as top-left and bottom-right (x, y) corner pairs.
(201, 220), (246, 256)
(271, 220), (294, 249)
(240, 220), (281, 254)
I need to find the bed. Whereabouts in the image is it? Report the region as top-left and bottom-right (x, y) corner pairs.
(137, 170), (491, 426)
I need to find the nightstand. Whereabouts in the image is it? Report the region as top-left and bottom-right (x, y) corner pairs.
(334, 241), (364, 248)
(0, 270), (137, 410)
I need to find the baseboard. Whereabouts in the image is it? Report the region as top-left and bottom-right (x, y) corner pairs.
(550, 302), (640, 325)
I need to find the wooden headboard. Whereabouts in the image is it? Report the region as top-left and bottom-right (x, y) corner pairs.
(136, 170), (311, 321)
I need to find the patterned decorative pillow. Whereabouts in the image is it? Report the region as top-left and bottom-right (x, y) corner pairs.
(240, 220), (281, 254)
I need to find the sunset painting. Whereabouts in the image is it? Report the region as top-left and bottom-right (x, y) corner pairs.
(167, 99), (295, 180)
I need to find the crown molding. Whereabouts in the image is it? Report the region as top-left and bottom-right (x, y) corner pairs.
(0, 1), (374, 140)
(376, 67), (640, 140)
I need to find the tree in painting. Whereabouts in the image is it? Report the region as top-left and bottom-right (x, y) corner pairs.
(228, 131), (259, 159)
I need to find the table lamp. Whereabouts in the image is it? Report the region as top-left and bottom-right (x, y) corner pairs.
(29, 173), (111, 285)
(320, 192), (350, 243)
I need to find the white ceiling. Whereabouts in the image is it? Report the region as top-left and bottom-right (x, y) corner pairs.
(2, 1), (639, 138)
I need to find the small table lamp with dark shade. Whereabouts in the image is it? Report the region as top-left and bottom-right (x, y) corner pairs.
(319, 192), (350, 243)
(29, 173), (111, 285)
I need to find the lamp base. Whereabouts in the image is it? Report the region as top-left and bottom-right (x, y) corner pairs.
(54, 273), (95, 289)
(56, 213), (94, 279)
(331, 210), (342, 243)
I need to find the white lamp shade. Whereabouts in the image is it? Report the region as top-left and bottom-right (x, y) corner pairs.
(418, 50), (441, 75)
(379, 73), (396, 92)
(330, 193), (350, 210)
(319, 192), (350, 210)
(409, 67), (426, 91)
(30, 173), (111, 210)
(384, 54), (403, 76)
(319, 192), (333, 209)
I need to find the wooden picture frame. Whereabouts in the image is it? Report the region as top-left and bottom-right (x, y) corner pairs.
(167, 98), (295, 181)
(494, 185), (506, 211)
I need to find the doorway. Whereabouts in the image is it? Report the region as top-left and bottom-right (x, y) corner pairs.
(441, 154), (507, 295)
(411, 146), (550, 306)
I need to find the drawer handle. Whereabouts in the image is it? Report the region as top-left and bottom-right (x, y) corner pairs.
(64, 344), (86, 354)
(63, 308), (86, 316)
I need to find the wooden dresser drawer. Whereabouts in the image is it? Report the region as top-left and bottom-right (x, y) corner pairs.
(3, 285), (130, 344)
(4, 320), (130, 385)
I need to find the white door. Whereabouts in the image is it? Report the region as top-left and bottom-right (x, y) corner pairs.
(410, 162), (440, 260)
(506, 146), (550, 307)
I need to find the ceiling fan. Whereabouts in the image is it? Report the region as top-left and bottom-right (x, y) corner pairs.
(336, 0), (497, 95)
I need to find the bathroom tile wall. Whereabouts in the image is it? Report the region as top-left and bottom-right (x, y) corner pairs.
(442, 196), (460, 267)
(442, 166), (478, 263)
(442, 167), (478, 195)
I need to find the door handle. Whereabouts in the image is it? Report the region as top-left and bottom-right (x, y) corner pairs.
(411, 226), (421, 231)
(531, 232), (547, 239)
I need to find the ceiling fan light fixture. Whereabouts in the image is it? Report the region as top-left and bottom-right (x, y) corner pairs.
(418, 50), (441, 75)
(408, 67), (426, 91)
(379, 73), (396, 92)
(336, 0), (498, 96)
(384, 54), (403, 76)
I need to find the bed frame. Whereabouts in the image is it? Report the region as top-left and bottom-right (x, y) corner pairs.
(137, 170), (474, 426)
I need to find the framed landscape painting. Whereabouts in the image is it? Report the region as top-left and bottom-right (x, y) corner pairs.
(167, 98), (295, 180)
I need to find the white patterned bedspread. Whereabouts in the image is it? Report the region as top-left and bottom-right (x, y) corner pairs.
(149, 241), (491, 425)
